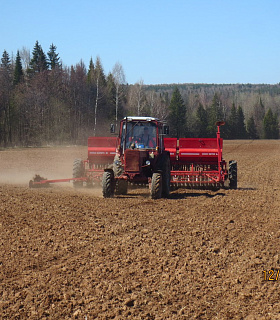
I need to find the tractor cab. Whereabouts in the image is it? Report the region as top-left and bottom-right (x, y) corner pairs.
(121, 121), (156, 150)
(118, 117), (167, 155)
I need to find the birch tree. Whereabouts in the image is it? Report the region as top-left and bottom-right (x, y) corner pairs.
(19, 46), (30, 71)
(93, 56), (106, 136)
(147, 90), (169, 120)
(112, 62), (125, 127)
(136, 79), (144, 116)
(128, 79), (145, 116)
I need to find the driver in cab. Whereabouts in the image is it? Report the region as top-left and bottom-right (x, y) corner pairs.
(139, 127), (156, 148)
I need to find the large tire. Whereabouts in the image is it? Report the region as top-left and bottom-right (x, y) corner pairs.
(73, 159), (84, 188)
(151, 172), (162, 199)
(102, 171), (115, 198)
(161, 156), (171, 198)
(115, 179), (128, 195)
(113, 155), (123, 177)
(229, 160), (237, 189)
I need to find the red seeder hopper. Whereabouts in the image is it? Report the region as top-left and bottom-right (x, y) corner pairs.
(165, 121), (236, 189)
(29, 120), (237, 191)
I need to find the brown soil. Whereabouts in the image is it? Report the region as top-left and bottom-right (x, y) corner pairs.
(0, 140), (280, 319)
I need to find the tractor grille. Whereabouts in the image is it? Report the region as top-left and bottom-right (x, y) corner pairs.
(124, 150), (140, 172)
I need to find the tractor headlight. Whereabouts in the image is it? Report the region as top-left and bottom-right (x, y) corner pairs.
(146, 160), (151, 166)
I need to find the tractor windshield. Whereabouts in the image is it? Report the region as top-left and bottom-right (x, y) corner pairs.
(121, 122), (157, 150)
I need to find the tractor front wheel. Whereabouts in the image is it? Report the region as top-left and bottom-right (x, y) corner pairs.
(151, 172), (162, 199)
(102, 171), (115, 198)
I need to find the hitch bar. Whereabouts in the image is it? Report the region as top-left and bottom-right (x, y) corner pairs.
(29, 177), (87, 188)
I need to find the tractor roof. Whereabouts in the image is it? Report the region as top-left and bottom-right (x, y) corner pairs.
(123, 116), (160, 122)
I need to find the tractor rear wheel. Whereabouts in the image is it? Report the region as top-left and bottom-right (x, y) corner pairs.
(229, 160), (237, 189)
(115, 179), (128, 195)
(102, 171), (115, 198)
(151, 172), (162, 199)
(73, 159), (84, 188)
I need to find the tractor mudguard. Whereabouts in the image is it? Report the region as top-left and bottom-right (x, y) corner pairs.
(104, 168), (114, 174)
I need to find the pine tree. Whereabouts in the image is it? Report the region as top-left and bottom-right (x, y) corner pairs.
(13, 50), (24, 85)
(106, 72), (116, 120)
(0, 50), (13, 92)
(1, 50), (12, 82)
(87, 57), (94, 84)
(246, 116), (258, 139)
(254, 96), (265, 137)
(169, 87), (186, 137)
(236, 106), (247, 139)
(196, 103), (208, 137)
(273, 113), (279, 139)
(227, 103), (238, 138)
(207, 93), (223, 137)
(263, 108), (279, 139)
(0, 50), (13, 146)
(29, 41), (48, 73)
(94, 56), (106, 87)
(47, 43), (61, 69)
(1, 50), (11, 68)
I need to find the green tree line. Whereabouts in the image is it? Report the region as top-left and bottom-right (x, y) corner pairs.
(0, 41), (279, 147)
(168, 89), (279, 139)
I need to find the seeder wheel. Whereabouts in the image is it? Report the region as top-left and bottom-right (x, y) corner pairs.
(229, 160), (238, 189)
(73, 159), (84, 188)
(29, 174), (49, 188)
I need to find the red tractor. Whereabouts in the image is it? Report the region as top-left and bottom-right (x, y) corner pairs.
(102, 117), (171, 199)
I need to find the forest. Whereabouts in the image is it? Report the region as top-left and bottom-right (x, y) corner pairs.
(0, 41), (279, 147)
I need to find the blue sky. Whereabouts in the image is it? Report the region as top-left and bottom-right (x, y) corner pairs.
(1, 0), (280, 84)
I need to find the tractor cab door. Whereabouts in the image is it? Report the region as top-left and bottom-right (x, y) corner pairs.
(158, 125), (163, 152)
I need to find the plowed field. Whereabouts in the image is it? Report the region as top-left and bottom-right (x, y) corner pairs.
(1, 140), (280, 319)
